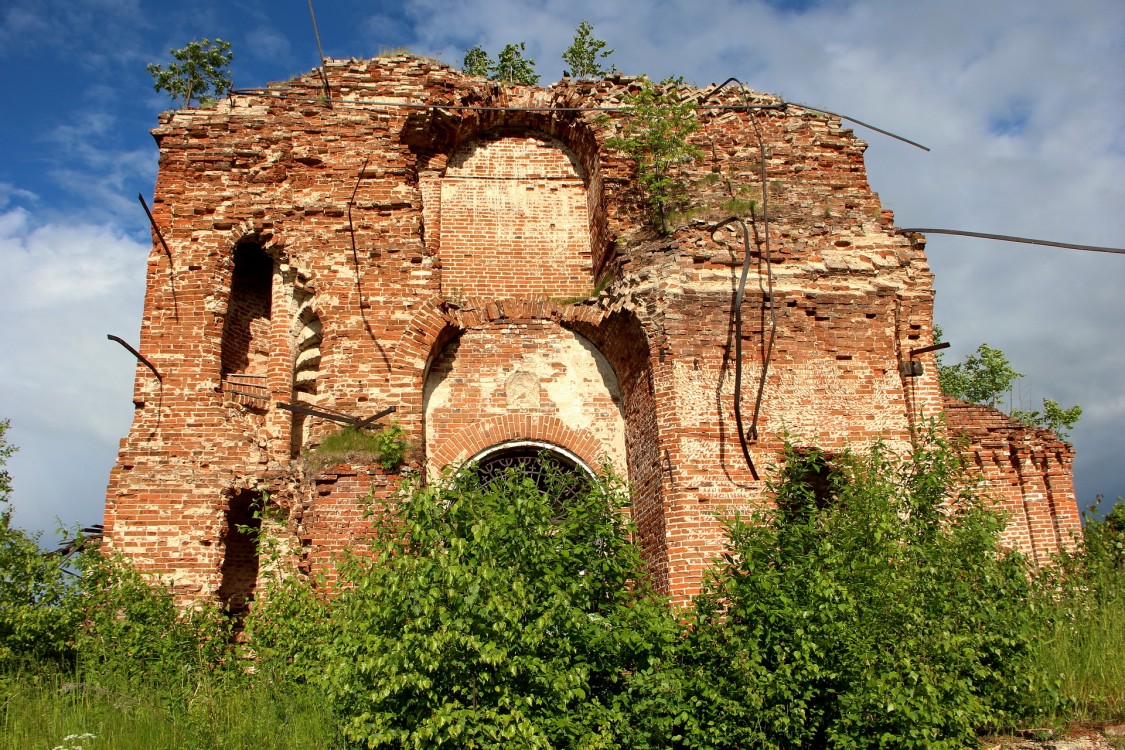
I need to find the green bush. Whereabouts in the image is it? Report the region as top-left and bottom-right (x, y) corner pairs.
(327, 462), (676, 748)
(673, 436), (1061, 749)
(69, 551), (233, 680)
(0, 513), (77, 668)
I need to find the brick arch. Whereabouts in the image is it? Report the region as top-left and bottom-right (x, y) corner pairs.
(223, 220), (287, 260)
(428, 414), (607, 475)
(390, 298), (610, 436)
(388, 299), (462, 439)
(411, 90), (612, 277)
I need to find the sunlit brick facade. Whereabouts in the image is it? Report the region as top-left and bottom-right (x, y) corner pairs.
(103, 56), (1081, 607)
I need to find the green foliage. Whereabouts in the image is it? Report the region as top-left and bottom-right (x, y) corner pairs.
(0, 420), (78, 667)
(146, 38), (233, 108)
(0, 420), (11, 506)
(327, 462), (675, 748)
(602, 77), (703, 233)
(462, 42), (541, 85)
(462, 45), (492, 77)
(371, 422), (407, 469)
(0, 668), (339, 750)
(494, 42), (540, 85)
(305, 423), (408, 471)
(69, 552), (233, 680)
(937, 340), (1022, 408)
(1012, 399), (1083, 439)
(674, 435), (1062, 748)
(1035, 498), (1125, 723)
(562, 21), (615, 79)
(934, 328), (1082, 438)
(6, 411), (1123, 743)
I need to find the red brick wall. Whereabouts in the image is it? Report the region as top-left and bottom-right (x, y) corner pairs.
(943, 397), (1082, 563)
(439, 134), (593, 299)
(102, 55), (1081, 607)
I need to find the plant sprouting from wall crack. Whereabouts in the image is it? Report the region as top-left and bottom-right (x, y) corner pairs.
(146, 39), (233, 108)
(601, 76), (703, 234)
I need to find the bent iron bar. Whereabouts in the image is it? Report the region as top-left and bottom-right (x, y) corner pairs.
(275, 401), (396, 430)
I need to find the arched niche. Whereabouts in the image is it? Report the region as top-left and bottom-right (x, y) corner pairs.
(220, 241), (274, 406)
(436, 131), (595, 300)
(422, 321), (626, 478)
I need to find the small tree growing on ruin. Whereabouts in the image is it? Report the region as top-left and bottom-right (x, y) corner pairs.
(493, 42), (540, 85)
(462, 42), (540, 85)
(462, 45), (492, 78)
(603, 77), (703, 234)
(146, 38), (233, 108)
(562, 20), (615, 79)
(934, 327), (1082, 437)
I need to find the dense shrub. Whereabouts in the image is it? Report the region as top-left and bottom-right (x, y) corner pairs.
(8, 420), (1122, 746)
(671, 437), (1061, 749)
(327, 463), (677, 748)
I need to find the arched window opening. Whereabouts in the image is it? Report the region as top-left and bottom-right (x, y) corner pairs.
(217, 489), (261, 617)
(471, 441), (595, 509)
(220, 242), (273, 406)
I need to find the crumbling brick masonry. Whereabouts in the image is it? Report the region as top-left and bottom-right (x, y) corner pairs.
(103, 56), (1082, 607)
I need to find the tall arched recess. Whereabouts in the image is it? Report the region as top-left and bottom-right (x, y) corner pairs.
(220, 241), (274, 406)
(437, 131), (595, 300)
(572, 312), (669, 592)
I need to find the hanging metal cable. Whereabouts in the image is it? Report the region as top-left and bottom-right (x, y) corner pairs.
(898, 228), (1125, 256)
(701, 77), (782, 481)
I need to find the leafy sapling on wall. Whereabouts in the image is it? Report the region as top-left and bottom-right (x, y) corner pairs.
(146, 38), (233, 108)
(462, 45), (492, 78)
(461, 42), (540, 85)
(602, 77), (703, 234)
(934, 326), (1082, 438)
(562, 20), (615, 79)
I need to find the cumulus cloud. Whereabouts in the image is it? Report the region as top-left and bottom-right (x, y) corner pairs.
(0, 208), (147, 537)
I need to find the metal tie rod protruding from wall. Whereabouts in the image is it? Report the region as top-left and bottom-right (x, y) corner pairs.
(898, 228), (1125, 256)
(138, 194), (174, 261)
(276, 401), (396, 430)
(909, 342), (950, 358)
(107, 334), (161, 381)
(306, 0), (332, 105)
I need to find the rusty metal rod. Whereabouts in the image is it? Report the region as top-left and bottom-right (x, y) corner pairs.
(107, 335), (161, 381)
(910, 342), (950, 358)
(899, 228), (1125, 255)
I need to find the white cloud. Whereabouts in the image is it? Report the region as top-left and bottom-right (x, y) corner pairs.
(0, 207), (147, 537)
(245, 25), (292, 63)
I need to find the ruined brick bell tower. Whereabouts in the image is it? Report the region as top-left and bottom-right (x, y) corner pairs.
(103, 56), (1082, 607)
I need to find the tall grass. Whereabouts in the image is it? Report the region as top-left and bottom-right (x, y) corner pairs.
(1044, 593), (1125, 723)
(0, 667), (338, 750)
(1036, 533), (1125, 725)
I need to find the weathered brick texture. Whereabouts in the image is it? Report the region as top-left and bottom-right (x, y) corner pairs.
(103, 56), (1081, 607)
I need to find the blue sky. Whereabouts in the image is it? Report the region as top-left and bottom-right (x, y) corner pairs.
(2, 0), (1123, 537)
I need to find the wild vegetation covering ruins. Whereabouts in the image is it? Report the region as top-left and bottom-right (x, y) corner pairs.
(104, 50), (1080, 607)
(3, 26), (1123, 747)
